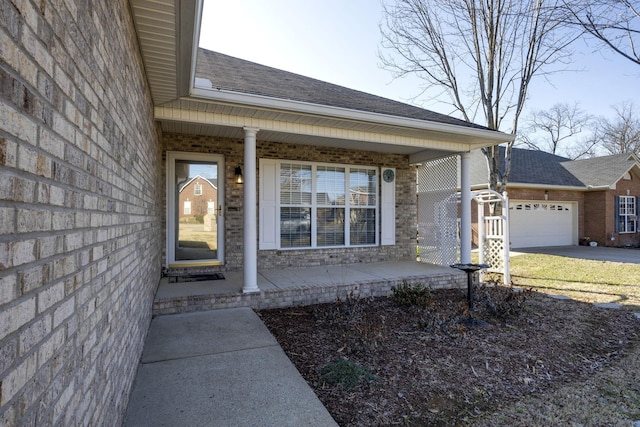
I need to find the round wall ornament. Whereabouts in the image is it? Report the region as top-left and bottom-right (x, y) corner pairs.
(383, 169), (395, 183)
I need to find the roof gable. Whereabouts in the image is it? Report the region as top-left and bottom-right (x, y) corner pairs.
(561, 153), (640, 188)
(179, 175), (218, 192)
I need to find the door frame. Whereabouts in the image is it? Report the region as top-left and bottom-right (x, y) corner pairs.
(166, 151), (225, 267)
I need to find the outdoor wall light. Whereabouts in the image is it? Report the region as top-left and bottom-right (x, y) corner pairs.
(234, 166), (243, 184)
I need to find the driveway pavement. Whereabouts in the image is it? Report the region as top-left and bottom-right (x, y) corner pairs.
(513, 245), (640, 264)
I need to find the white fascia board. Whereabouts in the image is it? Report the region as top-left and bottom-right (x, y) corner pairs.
(470, 183), (592, 191)
(189, 1), (204, 90)
(176, 0), (203, 97)
(506, 183), (592, 191)
(189, 85), (513, 146)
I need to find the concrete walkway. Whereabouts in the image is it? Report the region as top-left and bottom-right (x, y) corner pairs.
(123, 308), (338, 427)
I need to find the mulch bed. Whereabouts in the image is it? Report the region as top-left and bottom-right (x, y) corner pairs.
(257, 285), (640, 426)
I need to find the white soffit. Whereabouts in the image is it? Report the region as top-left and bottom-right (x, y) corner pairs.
(130, 0), (178, 105)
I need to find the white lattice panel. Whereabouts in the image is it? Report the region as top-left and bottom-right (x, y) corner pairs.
(417, 156), (459, 266)
(483, 237), (504, 271)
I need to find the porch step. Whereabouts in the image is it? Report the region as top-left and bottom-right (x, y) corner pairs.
(152, 269), (466, 316)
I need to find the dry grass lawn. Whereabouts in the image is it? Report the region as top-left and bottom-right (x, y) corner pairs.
(510, 253), (640, 311)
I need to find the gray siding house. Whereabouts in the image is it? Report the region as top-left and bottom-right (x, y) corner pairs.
(0, 0), (510, 425)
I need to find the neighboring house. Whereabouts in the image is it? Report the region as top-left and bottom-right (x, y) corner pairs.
(469, 148), (640, 248)
(0, 0), (511, 425)
(178, 175), (218, 221)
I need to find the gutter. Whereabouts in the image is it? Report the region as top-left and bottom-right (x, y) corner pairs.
(586, 184), (615, 190)
(471, 183), (604, 192)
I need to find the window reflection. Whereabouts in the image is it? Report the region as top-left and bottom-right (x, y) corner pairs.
(175, 160), (218, 260)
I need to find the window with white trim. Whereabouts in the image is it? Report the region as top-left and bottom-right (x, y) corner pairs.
(194, 182), (203, 195)
(277, 161), (378, 249)
(184, 200), (191, 215)
(618, 195), (637, 233)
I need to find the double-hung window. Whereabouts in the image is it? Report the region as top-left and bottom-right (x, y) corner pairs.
(274, 161), (378, 249)
(617, 195), (637, 233)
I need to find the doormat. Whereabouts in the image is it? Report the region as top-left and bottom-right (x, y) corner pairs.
(169, 273), (225, 283)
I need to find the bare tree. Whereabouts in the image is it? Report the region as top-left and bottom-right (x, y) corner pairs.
(567, 0), (640, 65)
(593, 100), (640, 155)
(518, 102), (593, 157)
(380, 0), (580, 193)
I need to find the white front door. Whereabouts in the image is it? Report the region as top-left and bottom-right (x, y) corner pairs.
(166, 151), (224, 267)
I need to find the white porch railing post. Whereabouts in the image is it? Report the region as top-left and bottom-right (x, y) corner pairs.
(502, 191), (510, 284)
(460, 152), (471, 264)
(243, 127), (260, 293)
(477, 196), (485, 266)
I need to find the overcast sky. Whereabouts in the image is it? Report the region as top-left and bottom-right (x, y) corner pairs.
(198, 0), (639, 128)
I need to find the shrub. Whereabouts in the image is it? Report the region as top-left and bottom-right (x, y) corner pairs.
(477, 281), (532, 320)
(391, 281), (433, 308)
(320, 359), (378, 389)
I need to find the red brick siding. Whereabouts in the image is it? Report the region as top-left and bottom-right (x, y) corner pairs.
(178, 179), (218, 220)
(599, 167), (640, 247)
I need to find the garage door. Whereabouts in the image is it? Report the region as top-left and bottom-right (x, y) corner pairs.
(509, 202), (576, 248)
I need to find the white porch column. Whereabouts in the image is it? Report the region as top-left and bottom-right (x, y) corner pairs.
(460, 152), (472, 264)
(243, 127), (259, 293)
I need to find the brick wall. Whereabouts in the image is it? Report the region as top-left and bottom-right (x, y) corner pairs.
(162, 134), (416, 271)
(594, 167), (640, 247)
(584, 191), (607, 245)
(0, 1), (161, 425)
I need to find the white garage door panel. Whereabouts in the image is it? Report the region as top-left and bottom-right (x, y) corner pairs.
(509, 202), (575, 248)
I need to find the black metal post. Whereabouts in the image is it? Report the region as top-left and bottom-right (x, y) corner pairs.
(467, 270), (474, 310)
(450, 263), (489, 312)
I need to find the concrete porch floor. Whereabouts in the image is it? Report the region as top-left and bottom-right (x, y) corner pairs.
(153, 261), (467, 315)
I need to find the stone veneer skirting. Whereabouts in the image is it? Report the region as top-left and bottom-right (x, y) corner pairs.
(153, 272), (467, 316)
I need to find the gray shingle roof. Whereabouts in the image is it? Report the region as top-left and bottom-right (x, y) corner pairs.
(196, 48), (490, 130)
(560, 153), (638, 187)
(507, 148), (584, 186)
(470, 147), (639, 188)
